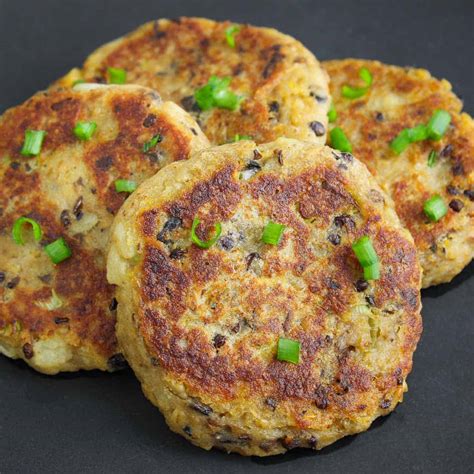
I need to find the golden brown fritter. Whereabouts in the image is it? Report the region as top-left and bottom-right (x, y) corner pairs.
(0, 84), (209, 374)
(108, 138), (422, 456)
(324, 59), (474, 287)
(56, 17), (330, 145)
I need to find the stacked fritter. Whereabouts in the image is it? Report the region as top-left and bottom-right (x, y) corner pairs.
(1, 16), (472, 456)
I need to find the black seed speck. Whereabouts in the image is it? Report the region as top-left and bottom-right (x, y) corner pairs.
(54, 317), (70, 324)
(327, 233), (341, 245)
(327, 279), (340, 290)
(10, 161), (20, 170)
(253, 149), (263, 160)
(440, 144), (453, 157)
(380, 399), (391, 409)
(181, 95), (199, 112)
(60, 210), (71, 227)
(213, 334), (226, 349)
(95, 156), (114, 171)
(334, 214), (355, 231)
(245, 160), (261, 171)
(107, 353), (128, 370)
(6, 276), (20, 289)
(446, 185), (460, 195)
(269, 101), (280, 113)
(73, 196), (84, 220)
(375, 112), (384, 122)
(183, 426), (192, 437)
(265, 397), (278, 410)
(157, 216), (182, 244)
(219, 235), (235, 251)
(355, 279), (369, 292)
(365, 295), (375, 306)
(309, 436), (318, 449)
(0, 272), (5, 283)
(310, 92), (327, 103)
(449, 199), (464, 212)
(22, 343), (33, 359)
(246, 252), (261, 270)
(143, 114), (156, 128)
(170, 248), (187, 260)
(109, 298), (118, 311)
(452, 162), (464, 176)
(190, 127), (198, 136)
(309, 121), (326, 137)
(464, 189), (474, 201)
(190, 400), (212, 416)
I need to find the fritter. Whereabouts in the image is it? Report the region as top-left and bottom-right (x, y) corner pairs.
(323, 59), (474, 287)
(0, 84), (209, 374)
(56, 17), (330, 145)
(108, 138), (422, 456)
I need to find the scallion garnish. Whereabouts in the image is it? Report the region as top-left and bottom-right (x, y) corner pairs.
(390, 129), (411, 155)
(407, 124), (428, 143)
(191, 218), (222, 249)
(107, 67), (127, 84)
(423, 195), (448, 222)
(194, 76), (242, 111)
(277, 337), (300, 364)
(327, 102), (337, 123)
(427, 150), (438, 167)
(426, 110), (451, 140)
(12, 217), (43, 245)
(44, 237), (72, 264)
(261, 221), (286, 245)
(21, 130), (46, 156)
(352, 235), (380, 281)
(342, 67), (373, 99)
(233, 134), (252, 142)
(73, 121), (97, 141)
(225, 24), (240, 48)
(330, 127), (352, 153)
(72, 79), (85, 86)
(143, 134), (162, 152)
(115, 179), (137, 193)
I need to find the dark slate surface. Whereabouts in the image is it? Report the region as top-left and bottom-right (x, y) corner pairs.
(0, 1), (472, 472)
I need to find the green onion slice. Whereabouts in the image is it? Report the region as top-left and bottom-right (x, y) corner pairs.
(21, 130), (46, 156)
(426, 110), (451, 140)
(72, 79), (85, 86)
(423, 195), (448, 222)
(341, 67), (373, 99)
(12, 217), (43, 245)
(233, 134), (252, 142)
(363, 261), (380, 281)
(262, 221), (286, 245)
(390, 129), (411, 155)
(407, 124), (428, 142)
(277, 337), (300, 364)
(225, 24), (240, 48)
(115, 179), (137, 193)
(352, 235), (379, 269)
(427, 150), (438, 167)
(194, 76), (242, 111)
(143, 134), (162, 152)
(107, 67), (127, 84)
(330, 127), (352, 153)
(44, 237), (72, 264)
(327, 101), (337, 123)
(191, 218), (222, 249)
(73, 121), (97, 141)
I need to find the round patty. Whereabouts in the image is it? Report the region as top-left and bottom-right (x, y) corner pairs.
(56, 17), (330, 146)
(0, 84), (209, 374)
(323, 59), (474, 288)
(108, 138), (422, 456)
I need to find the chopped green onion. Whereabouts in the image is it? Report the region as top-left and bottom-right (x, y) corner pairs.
(73, 121), (97, 141)
(327, 102), (337, 123)
(194, 76), (242, 111)
(12, 217), (43, 245)
(330, 127), (352, 153)
(341, 67), (373, 99)
(407, 124), (428, 142)
(261, 221), (286, 245)
(191, 218), (222, 249)
(390, 129), (411, 155)
(44, 237), (72, 264)
(363, 262), (380, 281)
(107, 67), (127, 84)
(426, 110), (451, 140)
(277, 337), (300, 364)
(72, 79), (85, 86)
(225, 24), (240, 48)
(427, 150), (438, 167)
(35, 289), (63, 311)
(352, 235), (378, 267)
(233, 134), (252, 142)
(115, 179), (137, 193)
(359, 67), (373, 86)
(21, 130), (46, 156)
(423, 195), (448, 222)
(143, 134), (162, 152)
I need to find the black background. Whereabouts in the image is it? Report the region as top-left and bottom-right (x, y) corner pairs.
(0, 1), (473, 472)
